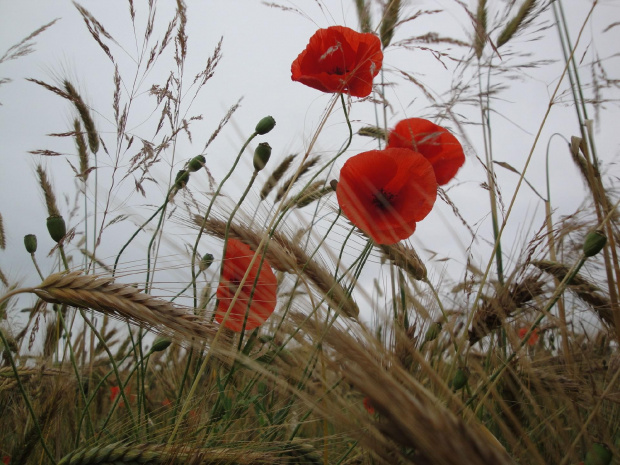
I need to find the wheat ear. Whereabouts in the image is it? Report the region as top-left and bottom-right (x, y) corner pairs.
(31, 271), (218, 344)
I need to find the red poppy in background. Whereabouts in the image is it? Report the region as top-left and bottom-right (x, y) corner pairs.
(3, 456), (10, 465)
(291, 26), (383, 98)
(363, 396), (375, 414)
(216, 238), (278, 332)
(387, 118), (465, 185)
(336, 148), (437, 245)
(518, 326), (540, 346)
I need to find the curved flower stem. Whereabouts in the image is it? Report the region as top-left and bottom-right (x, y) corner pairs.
(545, 133), (572, 369)
(0, 322), (57, 464)
(56, 307), (94, 440)
(190, 132), (259, 309)
(29, 253), (45, 280)
(78, 308), (138, 438)
(113, 203), (166, 276)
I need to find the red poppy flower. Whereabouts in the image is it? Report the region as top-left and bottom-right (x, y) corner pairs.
(387, 118), (465, 185)
(363, 396), (375, 414)
(518, 326), (539, 346)
(3, 456), (10, 465)
(110, 385), (132, 406)
(216, 238), (278, 332)
(336, 148), (437, 245)
(291, 26), (383, 98)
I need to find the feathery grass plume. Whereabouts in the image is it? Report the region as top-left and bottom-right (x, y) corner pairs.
(532, 259), (614, 326)
(474, 0), (488, 58)
(64, 80), (99, 154)
(354, 0), (373, 33)
(57, 442), (304, 465)
(0, 212), (5, 249)
(193, 215), (359, 318)
(496, 0), (537, 48)
(31, 271), (221, 345)
(286, 180), (333, 210)
(260, 154), (296, 200)
(275, 156), (318, 202)
(357, 126), (388, 141)
(380, 0), (400, 48)
(73, 119), (89, 180)
(0, 268), (7, 287)
(469, 275), (545, 344)
(378, 243), (427, 281)
(35, 164), (61, 217)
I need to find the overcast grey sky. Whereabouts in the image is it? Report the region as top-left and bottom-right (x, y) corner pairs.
(1, 1), (618, 325)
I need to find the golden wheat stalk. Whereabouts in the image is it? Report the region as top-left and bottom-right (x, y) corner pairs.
(194, 215), (359, 318)
(378, 242), (427, 281)
(532, 259), (614, 326)
(58, 441), (315, 465)
(260, 154), (296, 200)
(290, 314), (515, 465)
(474, 0), (487, 58)
(30, 271), (219, 344)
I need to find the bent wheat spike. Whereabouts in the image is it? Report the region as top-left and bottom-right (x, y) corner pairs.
(194, 215), (359, 318)
(32, 271), (218, 344)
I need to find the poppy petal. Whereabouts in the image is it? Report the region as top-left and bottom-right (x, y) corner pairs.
(387, 118), (465, 185)
(291, 26), (383, 98)
(215, 239), (278, 332)
(336, 148), (437, 245)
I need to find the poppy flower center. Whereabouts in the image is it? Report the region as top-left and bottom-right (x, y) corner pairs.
(372, 188), (396, 211)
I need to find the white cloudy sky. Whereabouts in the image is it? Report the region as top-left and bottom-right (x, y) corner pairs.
(1, 0), (618, 323)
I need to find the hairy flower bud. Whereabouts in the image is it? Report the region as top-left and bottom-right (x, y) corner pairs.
(199, 253), (214, 271)
(175, 170), (190, 189)
(151, 337), (172, 353)
(188, 155), (206, 172)
(583, 230), (607, 258)
(253, 142), (272, 172)
(24, 234), (38, 254)
(585, 442), (612, 465)
(255, 116), (276, 135)
(47, 215), (66, 243)
(450, 368), (470, 391)
(424, 322), (442, 342)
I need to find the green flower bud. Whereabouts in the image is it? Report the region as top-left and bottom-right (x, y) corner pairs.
(583, 230), (607, 257)
(174, 170), (190, 188)
(151, 337), (172, 353)
(450, 368), (470, 391)
(199, 253), (214, 271)
(46, 215), (66, 243)
(188, 155), (206, 172)
(253, 142), (272, 172)
(24, 234), (38, 254)
(424, 322), (442, 342)
(255, 116), (276, 135)
(585, 442), (612, 465)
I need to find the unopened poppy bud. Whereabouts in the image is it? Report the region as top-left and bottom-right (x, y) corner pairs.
(47, 215), (66, 243)
(151, 337), (172, 353)
(585, 442), (612, 465)
(174, 170), (190, 188)
(188, 155), (206, 172)
(24, 234), (38, 254)
(253, 142), (272, 171)
(583, 230), (607, 257)
(199, 253), (214, 271)
(255, 116), (276, 135)
(425, 322), (442, 342)
(450, 367), (470, 391)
